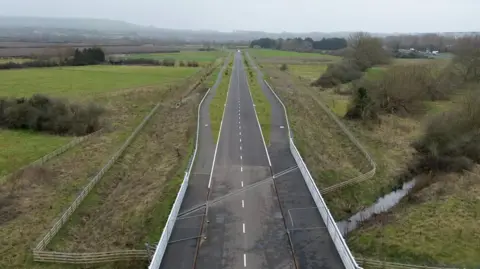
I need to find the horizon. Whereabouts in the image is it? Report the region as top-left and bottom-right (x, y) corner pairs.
(1, 0), (480, 33)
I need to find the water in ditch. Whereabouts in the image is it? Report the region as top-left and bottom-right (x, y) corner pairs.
(337, 179), (416, 236)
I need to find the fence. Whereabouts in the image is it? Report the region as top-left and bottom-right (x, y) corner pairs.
(33, 250), (148, 264)
(33, 103), (161, 262)
(264, 80), (361, 269)
(356, 258), (460, 269)
(148, 86), (212, 269)
(0, 129), (103, 183)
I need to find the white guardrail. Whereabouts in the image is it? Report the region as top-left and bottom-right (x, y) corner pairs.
(264, 80), (361, 269)
(148, 87), (211, 269)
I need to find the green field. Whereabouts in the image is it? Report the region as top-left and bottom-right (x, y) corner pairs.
(0, 65), (199, 180)
(248, 48), (339, 60)
(0, 65), (198, 98)
(127, 51), (225, 64)
(0, 130), (70, 178)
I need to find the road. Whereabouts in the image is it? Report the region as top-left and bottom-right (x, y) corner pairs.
(194, 51), (295, 269)
(159, 51), (345, 269)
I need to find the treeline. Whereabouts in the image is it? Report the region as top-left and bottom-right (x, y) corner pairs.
(0, 47), (105, 69)
(250, 37), (347, 51)
(0, 94), (104, 136)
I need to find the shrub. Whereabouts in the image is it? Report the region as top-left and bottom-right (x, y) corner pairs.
(407, 94), (480, 177)
(179, 61), (186, 67)
(187, 61), (199, 67)
(162, 58), (176, 67)
(0, 94), (104, 136)
(345, 64), (457, 120)
(280, 63), (288, 71)
(311, 60), (363, 87)
(122, 58), (161, 65)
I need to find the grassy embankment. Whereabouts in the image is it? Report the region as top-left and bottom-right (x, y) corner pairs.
(251, 48), (479, 267)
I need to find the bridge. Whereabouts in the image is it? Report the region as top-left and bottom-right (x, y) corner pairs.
(148, 51), (360, 269)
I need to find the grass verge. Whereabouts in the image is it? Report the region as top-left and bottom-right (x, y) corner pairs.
(243, 53), (271, 144)
(209, 56), (233, 142)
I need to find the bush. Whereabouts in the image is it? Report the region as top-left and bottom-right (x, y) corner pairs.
(187, 61), (199, 67)
(0, 94), (104, 136)
(345, 64), (457, 119)
(122, 58), (161, 65)
(179, 61), (186, 67)
(407, 94), (480, 177)
(280, 63), (288, 71)
(311, 60), (363, 87)
(162, 58), (176, 67)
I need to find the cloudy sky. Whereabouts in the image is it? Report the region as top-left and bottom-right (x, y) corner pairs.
(1, 0), (479, 33)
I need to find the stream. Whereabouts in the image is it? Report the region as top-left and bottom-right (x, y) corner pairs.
(337, 179), (416, 236)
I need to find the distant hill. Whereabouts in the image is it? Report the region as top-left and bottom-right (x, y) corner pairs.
(0, 16), (477, 43)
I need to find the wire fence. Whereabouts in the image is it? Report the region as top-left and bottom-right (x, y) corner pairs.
(0, 128), (103, 183)
(356, 257), (460, 269)
(33, 103), (161, 263)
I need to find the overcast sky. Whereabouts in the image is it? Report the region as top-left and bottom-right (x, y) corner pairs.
(1, 0), (479, 33)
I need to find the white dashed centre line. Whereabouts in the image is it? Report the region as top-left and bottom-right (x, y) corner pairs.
(241, 181), (244, 187)
(242, 199), (244, 208)
(244, 254), (247, 267)
(240, 155), (242, 160)
(240, 146), (242, 151)
(240, 138), (242, 143)
(241, 166), (243, 172)
(240, 132), (242, 136)
(243, 223), (245, 233)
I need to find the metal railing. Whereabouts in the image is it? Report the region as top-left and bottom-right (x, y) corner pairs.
(264, 80), (361, 269)
(148, 86), (212, 269)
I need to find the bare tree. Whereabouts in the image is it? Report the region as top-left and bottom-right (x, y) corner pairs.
(347, 32), (390, 71)
(452, 35), (480, 82)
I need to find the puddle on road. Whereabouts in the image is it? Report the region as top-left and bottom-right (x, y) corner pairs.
(337, 179), (416, 236)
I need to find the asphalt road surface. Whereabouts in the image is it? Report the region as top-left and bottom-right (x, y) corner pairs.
(194, 52), (295, 269)
(159, 51), (345, 269)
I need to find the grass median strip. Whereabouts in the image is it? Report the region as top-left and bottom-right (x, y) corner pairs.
(243, 53), (271, 145)
(209, 56), (233, 142)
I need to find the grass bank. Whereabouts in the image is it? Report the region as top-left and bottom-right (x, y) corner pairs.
(209, 56), (233, 142)
(243, 52), (271, 144)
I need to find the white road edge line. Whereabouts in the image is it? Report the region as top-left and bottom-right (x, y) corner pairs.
(244, 254), (247, 267)
(243, 223), (246, 233)
(243, 54), (272, 168)
(208, 56), (235, 189)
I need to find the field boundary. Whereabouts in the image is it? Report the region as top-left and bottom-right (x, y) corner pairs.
(32, 102), (161, 263)
(356, 257), (460, 269)
(0, 128), (103, 183)
(264, 79), (360, 269)
(148, 86), (212, 269)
